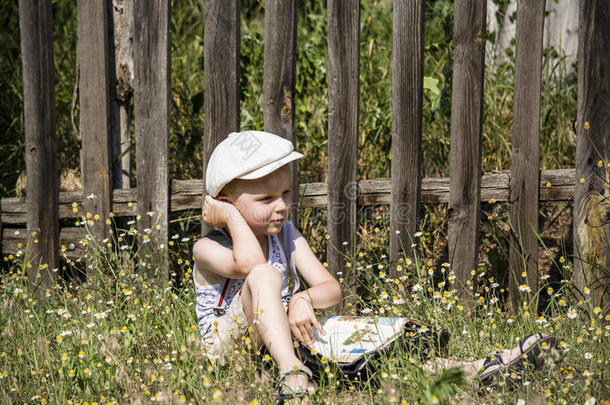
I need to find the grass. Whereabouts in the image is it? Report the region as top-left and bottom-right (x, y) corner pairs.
(0, 214), (608, 404)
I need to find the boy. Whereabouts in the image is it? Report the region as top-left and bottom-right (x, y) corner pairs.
(193, 130), (342, 396)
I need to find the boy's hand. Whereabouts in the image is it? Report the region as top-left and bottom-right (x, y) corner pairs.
(202, 195), (240, 228)
(288, 293), (326, 346)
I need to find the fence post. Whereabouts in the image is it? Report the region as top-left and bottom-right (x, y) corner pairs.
(263, 0), (298, 224)
(390, 0), (424, 272)
(78, 0), (113, 243)
(133, 0), (170, 277)
(202, 0), (240, 236)
(327, 0), (360, 289)
(507, 0), (545, 312)
(18, 0), (58, 292)
(447, 0), (486, 300)
(573, 0), (610, 310)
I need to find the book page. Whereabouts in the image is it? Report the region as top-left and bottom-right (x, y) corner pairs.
(310, 316), (407, 364)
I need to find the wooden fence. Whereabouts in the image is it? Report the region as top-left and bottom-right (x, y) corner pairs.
(2, 0), (609, 308)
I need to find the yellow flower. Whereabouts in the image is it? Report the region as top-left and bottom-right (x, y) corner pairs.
(584, 121), (590, 129)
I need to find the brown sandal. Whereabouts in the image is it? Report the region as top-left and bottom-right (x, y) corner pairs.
(276, 364), (315, 404)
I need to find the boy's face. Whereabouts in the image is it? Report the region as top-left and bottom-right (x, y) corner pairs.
(221, 165), (293, 236)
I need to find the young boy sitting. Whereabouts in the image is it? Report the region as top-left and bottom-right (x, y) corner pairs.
(193, 130), (556, 397)
(193, 130), (342, 396)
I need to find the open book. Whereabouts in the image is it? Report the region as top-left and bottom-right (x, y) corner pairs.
(310, 316), (409, 364)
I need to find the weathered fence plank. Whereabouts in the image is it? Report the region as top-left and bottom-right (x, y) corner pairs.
(203, 0), (240, 235)
(573, 0), (610, 309)
(327, 0), (360, 281)
(78, 0), (113, 242)
(3, 227), (86, 260)
(447, 0), (486, 296)
(18, 0), (58, 290)
(133, 0), (170, 275)
(507, 0), (545, 311)
(1, 169), (581, 259)
(390, 0), (424, 269)
(263, 0), (299, 222)
(0, 169), (577, 225)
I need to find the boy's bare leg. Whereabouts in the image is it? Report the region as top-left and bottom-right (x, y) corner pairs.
(240, 264), (310, 391)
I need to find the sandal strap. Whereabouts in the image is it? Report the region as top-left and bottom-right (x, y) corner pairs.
(279, 364), (313, 380)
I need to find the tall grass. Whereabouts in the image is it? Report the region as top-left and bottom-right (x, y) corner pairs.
(1, 217), (607, 403)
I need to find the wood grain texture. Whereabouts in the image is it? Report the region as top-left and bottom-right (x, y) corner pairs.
(447, 0), (486, 295)
(573, 0), (610, 308)
(327, 0), (360, 280)
(3, 227), (86, 260)
(78, 0), (113, 242)
(18, 0), (58, 290)
(263, 0), (299, 223)
(507, 0), (545, 311)
(134, 0), (170, 275)
(203, 0), (240, 235)
(390, 0), (423, 269)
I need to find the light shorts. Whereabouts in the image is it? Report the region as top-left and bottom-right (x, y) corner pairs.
(200, 290), (250, 365)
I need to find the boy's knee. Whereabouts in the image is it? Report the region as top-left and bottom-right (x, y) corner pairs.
(246, 263), (282, 289)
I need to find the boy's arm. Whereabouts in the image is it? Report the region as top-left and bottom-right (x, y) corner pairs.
(194, 196), (266, 279)
(291, 228), (342, 309)
(288, 227), (342, 345)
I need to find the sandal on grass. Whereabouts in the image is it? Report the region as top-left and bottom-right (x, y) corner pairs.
(275, 364), (315, 404)
(476, 333), (557, 386)
(508, 333), (557, 370)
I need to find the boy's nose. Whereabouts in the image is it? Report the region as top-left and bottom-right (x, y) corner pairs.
(274, 197), (288, 212)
